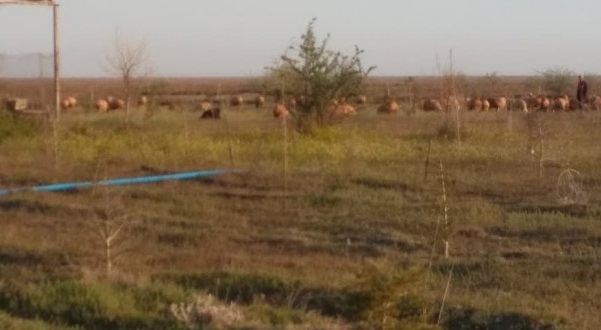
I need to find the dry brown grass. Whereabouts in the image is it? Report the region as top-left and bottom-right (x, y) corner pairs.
(0, 77), (600, 328)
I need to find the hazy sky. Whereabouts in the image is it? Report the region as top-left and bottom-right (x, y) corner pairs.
(0, 0), (599, 77)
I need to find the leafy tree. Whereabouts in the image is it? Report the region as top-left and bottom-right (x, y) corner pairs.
(268, 18), (375, 132)
(539, 67), (574, 95)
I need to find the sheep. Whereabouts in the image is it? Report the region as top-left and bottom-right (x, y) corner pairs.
(540, 97), (551, 111)
(443, 96), (460, 111)
(60, 96), (77, 110)
(138, 95), (148, 106)
(200, 107), (221, 119)
(60, 98), (71, 110)
(466, 98), (483, 111)
(355, 95), (367, 105)
(422, 99), (442, 112)
(273, 103), (289, 120)
(197, 101), (213, 112)
(589, 95), (601, 110)
(330, 103), (356, 117)
(487, 97), (507, 111)
(4, 98), (27, 112)
(481, 99), (490, 111)
(552, 97), (568, 111)
(254, 94), (265, 108)
(230, 95), (243, 106)
(67, 96), (77, 108)
(378, 100), (400, 114)
(512, 98), (528, 112)
(108, 98), (125, 111)
(569, 98), (580, 111)
(287, 97), (297, 109)
(95, 99), (109, 112)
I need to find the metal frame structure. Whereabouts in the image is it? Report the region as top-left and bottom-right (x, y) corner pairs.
(0, 0), (60, 120)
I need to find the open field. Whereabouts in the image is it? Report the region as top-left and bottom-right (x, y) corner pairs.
(0, 77), (600, 329)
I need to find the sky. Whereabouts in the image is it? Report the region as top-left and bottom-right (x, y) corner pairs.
(0, 0), (600, 78)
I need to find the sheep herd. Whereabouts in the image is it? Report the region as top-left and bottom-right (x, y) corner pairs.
(4, 91), (600, 121)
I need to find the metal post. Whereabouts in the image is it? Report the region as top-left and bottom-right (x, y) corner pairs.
(53, 3), (60, 120)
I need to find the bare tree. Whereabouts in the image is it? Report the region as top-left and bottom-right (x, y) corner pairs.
(105, 30), (149, 123)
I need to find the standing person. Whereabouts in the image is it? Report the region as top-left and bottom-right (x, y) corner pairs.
(576, 75), (588, 109)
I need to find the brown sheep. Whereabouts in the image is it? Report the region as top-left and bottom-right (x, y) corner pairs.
(95, 99), (109, 112)
(200, 107), (221, 119)
(254, 94), (265, 108)
(481, 99), (490, 111)
(511, 99), (528, 112)
(60, 98), (72, 110)
(487, 97), (507, 111)
(422, 99), (442, 111)
(540, 97), (550, 111)
(443, 96), (460, 111)
(230, 95), (243, 107)
(569, 99), (580, 111)
(5, 98), (28, 111)
(589, 95), (601, 110)
(273, 103), (289, 120)
(466, 98), (483, 111)
(67, 96), (77, 108)
(287, 97), (297, 109)
(138, 95), (148, 106)
(552, 97), (568, 111)
(378, 100), (400, 114)
(108, 98), (125, 111)
(355, 95), (367, 105)
(197, 101), (212, 112)
(330, 103), (356, 117)
(526, 95), (544, 110)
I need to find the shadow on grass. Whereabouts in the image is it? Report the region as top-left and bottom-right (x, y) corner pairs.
(444, 307), (555, 330)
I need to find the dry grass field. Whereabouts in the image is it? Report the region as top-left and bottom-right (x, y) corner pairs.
(0, 76), (600, 329)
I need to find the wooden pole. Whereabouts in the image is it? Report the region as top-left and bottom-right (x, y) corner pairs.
(53, 3), (60, 121)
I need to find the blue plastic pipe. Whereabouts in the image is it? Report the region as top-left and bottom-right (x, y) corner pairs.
(0, 169), (242, 196)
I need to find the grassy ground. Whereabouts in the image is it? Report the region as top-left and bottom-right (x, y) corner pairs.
(0, 103), (599, 329)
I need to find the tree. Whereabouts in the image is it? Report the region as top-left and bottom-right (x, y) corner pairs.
(268, 18), (375, 132)
(538, 66), (574, 95)
(105, 30), (149, 123)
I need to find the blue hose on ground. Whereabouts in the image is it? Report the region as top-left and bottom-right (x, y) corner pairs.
(0, 169), (243, 196)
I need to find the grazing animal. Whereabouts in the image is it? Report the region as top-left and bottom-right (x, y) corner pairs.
(481, 99), (490, 111)
(422, 99), (442, 112)
(230, 95), (243, 106)
(95, 99), (109, 112)
(569, 99), (580, 111)
(589, 95), (601, 110)
(487, 97), (507, 111)
(60, 98), (71, 110)
(443, 96), (460, 111)
(287, 97), (297, 109)
(4, 98), (28, 112)
(466, 98), (483, 111)
(512, 99), (528, 112)
(330, 103), (356, 117)
(378, 100), (400, 114)
(254, 94), (265, 108)
(108, 98), (125, 110)
(197, 101), (212, 112)
(552, 97), (568, 111)
(138, 95), (148, 106)
(540, 97), (550, 111)
(355, 95), (367, 105)
(67, 96), (77, 108)
(60, 96), (77, 110)
(273, 103), (289, 120)
(200, 107), (221, 119)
